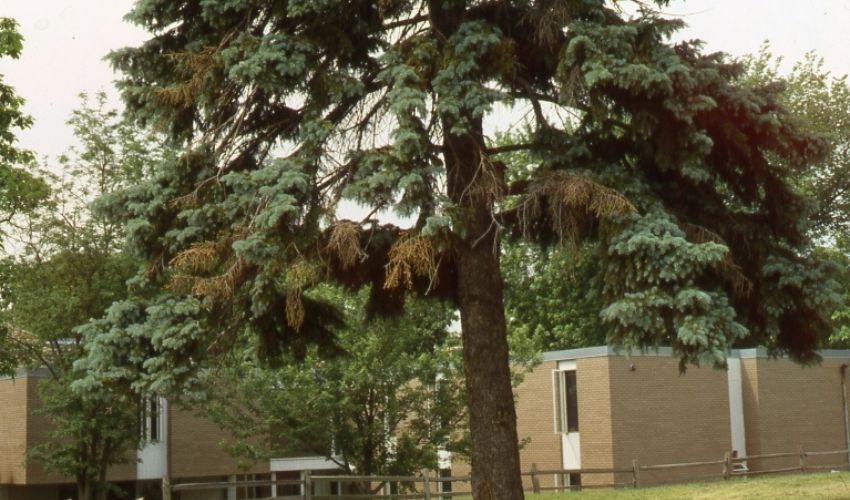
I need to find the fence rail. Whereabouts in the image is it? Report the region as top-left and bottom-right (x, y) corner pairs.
(161, 446), (850, 499)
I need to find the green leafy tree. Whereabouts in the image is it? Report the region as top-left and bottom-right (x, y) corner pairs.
(503, 242), (605, 350)
(0, 94), (169, 500)
(206, 289), (466, 493)
(823, 238), (850, 347)
(75, 2), (839, 497)
(0, 17), (47, 232)
(0, 17), (49, 375)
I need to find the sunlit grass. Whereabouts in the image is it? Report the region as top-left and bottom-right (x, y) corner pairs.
(527, 471), (850, 499)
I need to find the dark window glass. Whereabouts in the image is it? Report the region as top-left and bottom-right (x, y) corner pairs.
(150, 399), (159, 441)
(565, 370), (578, 432)
(440, 468), (452, 493)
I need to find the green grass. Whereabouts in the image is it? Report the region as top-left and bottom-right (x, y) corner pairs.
(527, 472), (850, 499)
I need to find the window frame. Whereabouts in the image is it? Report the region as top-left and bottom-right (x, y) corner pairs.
(552, 367), (578, 434)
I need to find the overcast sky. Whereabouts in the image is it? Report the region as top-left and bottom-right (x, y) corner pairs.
(0, 0), (848, 161)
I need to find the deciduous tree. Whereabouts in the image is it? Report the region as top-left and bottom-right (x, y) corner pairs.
(206, 289), (466, 493)
(0, 17), (49, 374)
(0, 17), (48, 241)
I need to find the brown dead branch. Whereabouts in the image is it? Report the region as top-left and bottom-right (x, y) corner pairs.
(717, 256), (753, 298)
(325, 220), (366, 270)
(527, 0), (574, 47)
(471, 154), (507, 206)
(170, 241), (219, 274)
(384, 232), (438, 290)
(168, 229), (253, 304)
(154, 46), (219, 109)
(284, 259), (322, 331)
(169, 257), (246, 304)
(519, 172), (636, 243)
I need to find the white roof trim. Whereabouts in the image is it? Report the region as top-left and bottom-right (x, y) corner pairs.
(270, 456), (340, 472)
(543, 345), (850, 362)
(0, 367), (49, 381)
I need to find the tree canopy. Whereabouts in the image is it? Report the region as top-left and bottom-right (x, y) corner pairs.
(0, 17), (48, 245)
(0, 17), (49, 375)
(72, 2), (840, 497)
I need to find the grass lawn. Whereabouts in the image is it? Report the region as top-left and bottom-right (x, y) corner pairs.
(527, 472), (850, 499)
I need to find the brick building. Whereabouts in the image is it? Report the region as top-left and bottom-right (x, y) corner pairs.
(4, 347), (850, 498)
(0, 370), (339, 500)
(459, 346), (850, 490)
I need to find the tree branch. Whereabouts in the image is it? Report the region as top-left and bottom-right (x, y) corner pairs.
(486, 143), (539, 155)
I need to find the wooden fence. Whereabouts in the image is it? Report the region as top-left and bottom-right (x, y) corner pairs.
(163, 446), (850, 499)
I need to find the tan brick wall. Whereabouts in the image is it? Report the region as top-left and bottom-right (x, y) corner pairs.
(448, 360), (572, 493)
(608, 356), (731, 486)
(445, 460), (471, 494)
(514, 360), (562, 490)
(0, 377), (29, 485)
(169, 405), (269, 479)
(4, 375), (272, 487)
(437, 352), (850, 491)
(743, 356), (850, 471)
(575, 356), (615, 486)
(450, 357), (617, 490)
(446, 361), (562, 494)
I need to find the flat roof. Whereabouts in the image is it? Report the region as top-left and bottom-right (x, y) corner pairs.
(542, 346), (850, 362)
(0, 368), (49, 381)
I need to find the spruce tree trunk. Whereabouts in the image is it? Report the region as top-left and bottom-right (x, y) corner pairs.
(443, 119), (525, 499)
(456, 230), (525, 500)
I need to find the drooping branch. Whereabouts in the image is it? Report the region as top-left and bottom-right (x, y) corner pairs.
(506, 172), (636, 245)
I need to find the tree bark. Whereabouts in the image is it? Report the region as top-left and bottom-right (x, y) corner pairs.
(455, 229), (525, 500)
(76, 476), (85, 500)
(422, 3), (524, 497)
(442, 119), (525, 499)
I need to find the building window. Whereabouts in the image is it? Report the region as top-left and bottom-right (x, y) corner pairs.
(554, 370), (579, 433)
(438, 467), (453, 494)
(141, 398), (163, 443)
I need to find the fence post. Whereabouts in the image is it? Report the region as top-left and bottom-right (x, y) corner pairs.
(303, 470), (312, 500)
(632, 459), (640, 489)
(799, 446), (807, 473)
(162, 476), (171, 500)
(422, 468), (431, 500)
(723, 451), (731, 480)
(228, 475), (237, 500)
(529, 463), (541, 494)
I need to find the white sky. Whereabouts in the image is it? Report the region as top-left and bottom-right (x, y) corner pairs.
(0, 0), (848, 161)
